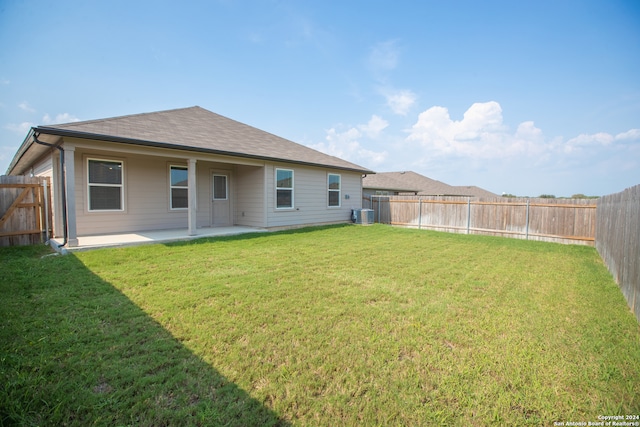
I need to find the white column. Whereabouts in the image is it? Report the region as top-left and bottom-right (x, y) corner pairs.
(51, 151), (63, 238)
(64, 146), (78, 247)
(263, 163), (269, 227)
(188, 158), (197, 236)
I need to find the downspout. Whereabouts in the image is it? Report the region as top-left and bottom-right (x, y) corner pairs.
(33, 131), (68, 248)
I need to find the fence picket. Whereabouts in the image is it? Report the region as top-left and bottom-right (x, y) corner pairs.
(366, 195), (596, 245)
(0, 175), (52, 247)
(596, 185), (640, 323)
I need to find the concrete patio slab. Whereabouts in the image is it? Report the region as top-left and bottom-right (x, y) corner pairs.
(49, 226), (268, 252)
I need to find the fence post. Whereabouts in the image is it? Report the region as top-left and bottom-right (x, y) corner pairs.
(370, 194), (380, 223)
(525, 199), (530, 240)
(467, 197), (471, 234)
(370, 195), (375, 223)
(418, 199), (422, 229)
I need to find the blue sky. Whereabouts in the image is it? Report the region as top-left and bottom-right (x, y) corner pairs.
(1, 0), (639, 197)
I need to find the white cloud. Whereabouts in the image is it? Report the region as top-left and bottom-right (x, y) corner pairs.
(18, 102), (36, 113)
(385, 89), (417, 116)
(358, 115), (388, 138)
(305, 100), (639, 196)
(308, 119), (388, 168)
(5, 122), (34, 134)
(397, 100), (640, 195)
(614, 129), (640, 141)
(560, 129), (640, 155)
(5, 112), (80, 135)
(42, 113), (80, 125)
(460, 101), (506, 134)
(563, 132), (614, 153)
(323, 127), (362, 158)
(407, 101), (546, 159)
(367, 39), (416, 115)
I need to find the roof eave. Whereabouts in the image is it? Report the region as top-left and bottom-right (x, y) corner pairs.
(33, 126), (375, 174)
(6, 128), (38, 175)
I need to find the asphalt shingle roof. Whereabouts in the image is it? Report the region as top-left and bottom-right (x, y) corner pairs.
(363, 171), (497, 197)
(35, 106), (372, 173)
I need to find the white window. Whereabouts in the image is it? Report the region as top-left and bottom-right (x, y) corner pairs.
(328, 173), (341, 207)
(170, 165), (188, 209)
(88, 159), (123, 211)
(276, 168), (294, 209)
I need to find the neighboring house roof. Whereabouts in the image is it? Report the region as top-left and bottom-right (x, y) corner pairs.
(7, 106), (373, 175)
(450, 185), (499, 198)
(360, 172), (420, 193)
(363, 171), (497, 197)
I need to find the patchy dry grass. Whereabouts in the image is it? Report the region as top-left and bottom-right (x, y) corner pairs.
(2, 224), (639, 425)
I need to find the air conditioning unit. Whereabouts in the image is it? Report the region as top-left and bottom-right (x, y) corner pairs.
(351, 208), (374, 225)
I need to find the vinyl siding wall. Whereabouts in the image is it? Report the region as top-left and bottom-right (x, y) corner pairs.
(264, 163), (363, 228)
(34, 139), (362, 236)
(67, 144), (255, 235)
(235, 164), (265, 227)
(74, 150), (188, 235)
(31, 154), (59, 236)
(32, 156), (53, 177)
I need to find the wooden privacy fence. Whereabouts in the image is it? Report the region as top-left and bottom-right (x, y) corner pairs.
(596, 184), (640, 323)
(364, 195), (597, 246)
(0, 175), (53, 247)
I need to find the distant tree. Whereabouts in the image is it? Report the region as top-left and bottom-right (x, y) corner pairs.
(571, 194), (599, 199)
(539, 194), (556, 199)
(501, 193), (517, 198)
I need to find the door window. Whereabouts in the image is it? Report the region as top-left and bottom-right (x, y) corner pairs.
(213, 175), (228, 200)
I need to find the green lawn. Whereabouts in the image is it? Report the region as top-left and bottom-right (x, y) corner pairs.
(1, 224), (639, 426)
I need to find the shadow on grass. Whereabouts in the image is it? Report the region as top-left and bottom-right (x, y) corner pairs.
(0, 246), (289, 426)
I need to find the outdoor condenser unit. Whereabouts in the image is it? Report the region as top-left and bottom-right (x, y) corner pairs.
(352, 208), (374, 225)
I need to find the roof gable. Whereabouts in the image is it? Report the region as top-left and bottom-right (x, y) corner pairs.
(24, 106), (372, 173)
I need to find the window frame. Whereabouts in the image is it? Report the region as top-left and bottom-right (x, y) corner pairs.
(87, 158), (124, 212)
(275, 168), (294, 210)
(212, 174), (228, 201)
(169, 165), (189, 210)
(327, 173), (341, 208)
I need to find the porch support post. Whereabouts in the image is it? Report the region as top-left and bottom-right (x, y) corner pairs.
(188, 158), (197, 236)
(51, 151), (63, 238)
(64, 146), (78, 247)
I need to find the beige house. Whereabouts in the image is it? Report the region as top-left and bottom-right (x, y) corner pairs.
(7, 106), (373, 247)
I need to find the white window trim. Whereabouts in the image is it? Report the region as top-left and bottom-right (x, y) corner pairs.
(212, 174), (229, 201)
(87, 157), (124, 212)
(170, 164), (189, 210)
(328, 173), (341, 208)
(275, 168), (294, 210)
